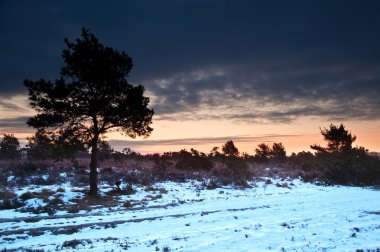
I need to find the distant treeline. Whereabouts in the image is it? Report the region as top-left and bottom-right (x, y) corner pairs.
(0, 123), (379, 186)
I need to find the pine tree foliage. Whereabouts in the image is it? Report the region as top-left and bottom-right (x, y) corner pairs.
(0, 134), (20, 159)
(222, 140), (239, 157)
(311, 123), (356, 153)
(24, 28), (154, 195)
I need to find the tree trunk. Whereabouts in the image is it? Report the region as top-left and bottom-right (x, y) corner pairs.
(89, 137), (99, 196)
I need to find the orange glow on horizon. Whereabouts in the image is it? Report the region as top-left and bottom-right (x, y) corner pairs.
(1, 95), (379, 155)
(107, 118), (380, 155)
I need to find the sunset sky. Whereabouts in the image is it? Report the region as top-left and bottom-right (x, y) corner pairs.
(1, 1), (379, 155)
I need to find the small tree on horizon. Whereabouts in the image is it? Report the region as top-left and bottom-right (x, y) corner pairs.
(98, 140), (114, 161)
(222, 140), (239, 157)
(24, 28), (154, 195)
(254, 143), (271, 162)
(311, 123), (356, 154)
(209, 146), (221, 157)
(26, 130), (54, 160)
(0, 134), (20, 159)
(26, 129), (85, 160)
(271, 142), (287, 160)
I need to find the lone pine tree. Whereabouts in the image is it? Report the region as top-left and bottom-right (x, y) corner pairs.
(311, 123), (356, 154)
(25, 28), (153, 195)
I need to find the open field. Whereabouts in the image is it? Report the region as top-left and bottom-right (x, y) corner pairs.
(1, 176), (380, 251)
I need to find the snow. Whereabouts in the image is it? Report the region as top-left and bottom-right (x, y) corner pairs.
(1, 178), (380, 251)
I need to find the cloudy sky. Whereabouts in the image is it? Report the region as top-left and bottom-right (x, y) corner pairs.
(1, 0), (379, 154)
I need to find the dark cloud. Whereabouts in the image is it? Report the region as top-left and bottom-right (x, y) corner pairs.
(1, 0), (379, 122)
(0, 116), (33, 133)
(0, 101), (28, 112)
(148, 59), (380, 122)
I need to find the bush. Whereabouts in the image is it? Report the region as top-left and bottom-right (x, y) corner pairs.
(174, 150), (213, 171)
(210, 157), (251, 186)
(122, 169), (155, 186)
(20, 204), (57, 216)
(321, 152), (380, 185)
(0, 190), (17, 201)
(0, 198), (24, 210)
(39, 189), (56, 203)
(10, 162), (38, 183)
(61, 239), (92, 249)
(20, 192), (36, 201)
(291, 150), (380, 186)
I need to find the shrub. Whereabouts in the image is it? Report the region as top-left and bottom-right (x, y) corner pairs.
(20, 192), (36, 201)
(0, 190), (17, 201)
(123, 201), (132, 208)
(56, 187), (65, 193)
(201, 179), (220, 190)
(291, 149), (380, 186)
(61, 239), (92, 249)
(10, 162), (38, 183)
(66, 205), (80, 213)
(162, 246), (171, 252)
(265, 179), (273, 185)
(49, 196), (64, 206)
(175, 150), (213, 171)
(123, 169), (155, 186)
(39, 189), (56, 203)
(124, 184), (136, 194)
(52, 227), (79, 235)
(210, 158), (251, 186)
(0, 198), (24, 210)
(321, 152), (380, 185)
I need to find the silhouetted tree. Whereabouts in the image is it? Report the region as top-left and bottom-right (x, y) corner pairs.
(209, 146), (221, 157)
(190, 148), (200, 157)
(254, 143), (271, 162)
(53, 128), (87, 160)
(27, 129), (86, 160)
(241, 152), (251, 159)
(24, 28), (153, 195)
(123, 147), (133, 155)
(26, 130), (54, 159)
(271, 142), (287, 160)
(307, 124), (380, 185)
(222, 140), (239, 157)
(311, 123), (356, 154)
(175, 149), (213, 170)
(0, 134), (20, 159)
(98, 141), (114, 161)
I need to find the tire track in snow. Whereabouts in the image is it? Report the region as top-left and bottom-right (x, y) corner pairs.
(0, 204), (270, 236)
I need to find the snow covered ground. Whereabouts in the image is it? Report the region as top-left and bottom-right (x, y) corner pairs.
(1, 178), (380, 251)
